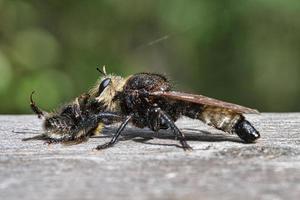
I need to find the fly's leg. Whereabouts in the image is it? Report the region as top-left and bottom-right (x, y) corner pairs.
(149, 105), (192, 151)
(95, 115), (132, 150)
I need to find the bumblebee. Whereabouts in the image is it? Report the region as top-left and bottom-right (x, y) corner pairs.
(24, 66), (260, 150)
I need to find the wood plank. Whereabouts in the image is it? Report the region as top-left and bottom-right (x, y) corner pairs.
(0, 114), (300, 200)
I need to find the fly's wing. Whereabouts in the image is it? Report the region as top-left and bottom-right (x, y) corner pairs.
(150, 91), (259, 114)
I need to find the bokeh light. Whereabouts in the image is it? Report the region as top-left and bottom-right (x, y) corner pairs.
(0, 0), (299, 113)
(0, 51), (12, 93)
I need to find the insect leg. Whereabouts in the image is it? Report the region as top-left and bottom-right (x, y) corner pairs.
(30, 91), (47, 118)
(95, 115), (132, 150)
(94, 112), (124, 125)
(153, 106), (192, 151)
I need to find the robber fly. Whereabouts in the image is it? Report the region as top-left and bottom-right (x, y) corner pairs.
(24, 66), (260, 150)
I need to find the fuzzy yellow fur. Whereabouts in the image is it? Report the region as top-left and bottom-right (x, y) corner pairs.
(93, 123), (104, 136)
(90, 74), (130, 112)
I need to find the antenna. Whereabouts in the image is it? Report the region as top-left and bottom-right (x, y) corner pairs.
(96, 65), (107, 76)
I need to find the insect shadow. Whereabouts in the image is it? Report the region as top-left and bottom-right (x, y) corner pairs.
(20, 126), (242, 148)
(94, 126), (243, 149)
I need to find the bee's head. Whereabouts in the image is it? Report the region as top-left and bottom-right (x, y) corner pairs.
(90, 66), (126, 111)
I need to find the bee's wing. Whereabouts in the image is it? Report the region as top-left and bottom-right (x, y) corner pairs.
(150, 91), (259, 114)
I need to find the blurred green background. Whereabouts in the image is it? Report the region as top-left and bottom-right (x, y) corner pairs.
(0, 0), (299, 114)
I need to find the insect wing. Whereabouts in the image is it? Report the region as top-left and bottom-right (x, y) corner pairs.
(150, 91), (259, 114)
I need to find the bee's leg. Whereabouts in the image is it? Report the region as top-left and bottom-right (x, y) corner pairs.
(29, 129), (97, 145)
(95, 115), (132, 150)
(22, 131), (75, 144)
(30, 91), (47, 118)
(150, 106), (192, 151)
(22, 133), (50, 141)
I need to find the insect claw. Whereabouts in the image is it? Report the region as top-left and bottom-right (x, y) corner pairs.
(180, 140), (193, 151)
(95, 142), (113, 150)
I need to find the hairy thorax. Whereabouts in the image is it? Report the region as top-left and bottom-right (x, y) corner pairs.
(119, 73), (172, 127)
(93, 75), (128, 112)
(91, 73), (172, 128)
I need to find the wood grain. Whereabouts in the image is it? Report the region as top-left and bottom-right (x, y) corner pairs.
(0, 114), (300, 200)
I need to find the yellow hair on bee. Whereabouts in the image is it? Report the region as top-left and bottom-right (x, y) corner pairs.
(93, 122), (104, 136)
(90, 74), (130, 112)
(199, 106), (242, 133)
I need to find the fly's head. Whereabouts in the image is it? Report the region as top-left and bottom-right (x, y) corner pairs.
(90, 66), (127, 112)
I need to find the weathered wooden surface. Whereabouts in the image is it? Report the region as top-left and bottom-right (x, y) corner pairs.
(0, 114), (300, 200)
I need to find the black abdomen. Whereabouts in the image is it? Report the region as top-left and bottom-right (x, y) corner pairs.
(234, 119), (260, 143)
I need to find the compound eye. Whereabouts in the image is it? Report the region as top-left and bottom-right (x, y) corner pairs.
(98, 78), (111, 95)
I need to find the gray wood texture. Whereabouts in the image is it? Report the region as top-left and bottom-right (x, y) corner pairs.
(0, 114), (300, 200)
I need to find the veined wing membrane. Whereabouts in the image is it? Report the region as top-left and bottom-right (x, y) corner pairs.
(150, 91), (259, 114)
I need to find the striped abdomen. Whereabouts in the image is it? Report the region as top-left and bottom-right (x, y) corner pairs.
(182, 104), (260, 142)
